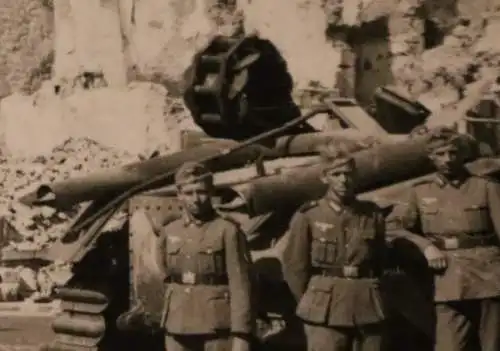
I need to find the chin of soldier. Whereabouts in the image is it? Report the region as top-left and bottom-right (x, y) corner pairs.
(187, 202), (212, 216)
(328, 187), (350, 200)
(185, 205), (202, 216)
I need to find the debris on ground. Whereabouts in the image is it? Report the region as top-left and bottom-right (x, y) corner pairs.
(0, 137), (139, 247)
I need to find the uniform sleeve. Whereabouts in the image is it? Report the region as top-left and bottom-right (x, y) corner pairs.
(385, 188), (433, 252)
(281, 211), (311, 303)
(224, 222), (254, 336)
(486, 178), (500, 241)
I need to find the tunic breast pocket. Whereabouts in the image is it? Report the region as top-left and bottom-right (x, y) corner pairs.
(311, 233), (337, 265)
(165, 239), (183, 272)
(420, 203), (439, 233)
(198, 240), (225, 275)
(360, 228), (376, 241)
(463, 204), (490, 233)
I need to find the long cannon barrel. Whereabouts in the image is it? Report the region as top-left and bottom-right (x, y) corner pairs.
(231, 133), (483, 216)
(19, 129), (380, 209)
(19, 141), (264, 209)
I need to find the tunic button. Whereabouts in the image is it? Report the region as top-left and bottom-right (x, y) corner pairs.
(186, 255), (191, 259)
(184, 287), (191, 293)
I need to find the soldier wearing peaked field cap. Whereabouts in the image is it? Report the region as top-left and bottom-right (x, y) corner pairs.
(174, 161), (214, 188)
(387, 125), (500, 351)
(318, 142), (356, 172)
(155, 160), (255, 351)
(424, 126), (462, 153)
(282, 140), (393, 351)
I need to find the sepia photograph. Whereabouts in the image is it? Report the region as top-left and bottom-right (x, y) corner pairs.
(0, 0), (499, 350)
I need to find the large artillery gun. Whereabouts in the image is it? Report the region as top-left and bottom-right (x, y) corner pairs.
(14, 34), (500, 351)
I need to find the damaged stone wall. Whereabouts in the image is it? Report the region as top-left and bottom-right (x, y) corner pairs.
(0, 0), (355, 158)
(51, 0), (244, 95)
(2, 0), (500, 158)
(0, 0), (54, 99)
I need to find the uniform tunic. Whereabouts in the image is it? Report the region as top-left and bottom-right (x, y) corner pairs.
(155, 214), (254, 336)
(395, 173), (500, 302)
(282, 198), (387, 328)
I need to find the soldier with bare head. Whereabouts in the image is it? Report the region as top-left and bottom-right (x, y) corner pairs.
(391, 126), (500, 351)
(155, 161), (255, 351)
(281, 142), (389, 351)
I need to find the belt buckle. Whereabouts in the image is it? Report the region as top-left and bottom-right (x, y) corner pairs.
(443, 238), (459, 250)
(181, 271), (196, 285)
(343, 266), (359, 278)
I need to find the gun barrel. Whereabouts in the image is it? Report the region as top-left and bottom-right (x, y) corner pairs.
(19, 141), (265, 209)
(20, 129), (380, 209)
(234, 133), (482, 215)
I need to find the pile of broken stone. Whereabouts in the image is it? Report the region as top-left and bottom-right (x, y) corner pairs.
(0, 137), (140, 251)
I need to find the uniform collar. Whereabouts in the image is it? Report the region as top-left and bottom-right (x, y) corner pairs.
(322, 197), (356, 214)
(182, 209), (216, 227)
(328, 200), (343, 213)
(434, 169), (470, 188)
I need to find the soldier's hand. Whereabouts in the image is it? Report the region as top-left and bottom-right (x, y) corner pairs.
(232, 336), (251, 351)
(424, 245), (447, 270)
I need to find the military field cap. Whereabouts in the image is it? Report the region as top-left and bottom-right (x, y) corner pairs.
(175, 161), (213, 187)
(318, 142), (355, 171)
(425, 126), (462, 153)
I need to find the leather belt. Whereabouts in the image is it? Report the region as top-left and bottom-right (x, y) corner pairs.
(432, 235), (497, 250)
(165, 272), (229, 285)
(311, 265), (376, 279)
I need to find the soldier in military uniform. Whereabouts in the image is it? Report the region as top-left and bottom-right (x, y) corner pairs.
(155, 161), (254, 351)
(281, 143), (389, 351)
(391, 126), (500, 351)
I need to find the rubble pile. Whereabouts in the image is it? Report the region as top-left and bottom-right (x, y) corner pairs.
(413, 9), (500, 111)
(0, 137), (139, 248)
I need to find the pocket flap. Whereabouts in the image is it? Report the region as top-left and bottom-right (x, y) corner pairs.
(165, 236), (183, 254)
(311, 231), (336, 243)
(199, 237), (224, 254)
(308, 277), (334, 292)
(206, 288), (230, 301)
(420, 202), (438, 214)
(464, 204), (487, 211)
(360, 229), (376, 239)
